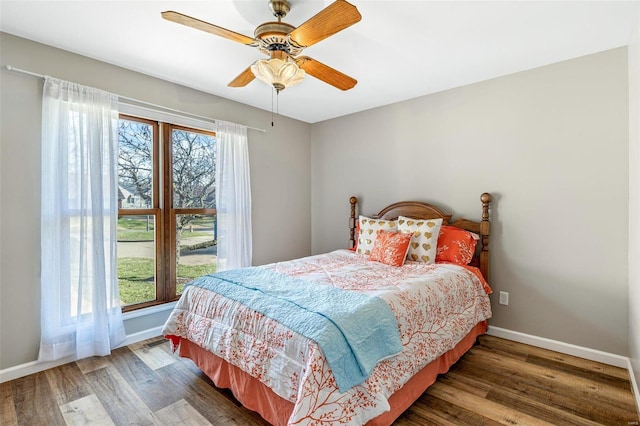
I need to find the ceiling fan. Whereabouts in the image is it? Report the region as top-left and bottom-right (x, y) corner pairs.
(161, 0), (361, 93)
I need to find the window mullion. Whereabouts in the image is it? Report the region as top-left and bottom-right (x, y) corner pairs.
(162, 123), (175, 302)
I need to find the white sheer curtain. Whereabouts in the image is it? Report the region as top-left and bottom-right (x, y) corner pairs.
(215, 121), (252, 271)
(39, 77), (126, 361)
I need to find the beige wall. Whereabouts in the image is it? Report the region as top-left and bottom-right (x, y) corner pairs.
(0, 33), (312, 369)
(311, 48), (630, 356)
(629, 4), (640, 400)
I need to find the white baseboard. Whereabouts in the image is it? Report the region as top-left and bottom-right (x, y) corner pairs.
(0, 327), (163, 384)
(0, 356), (77, 384)
(487, 326), (629, 368)
(114, 326), (164, 349)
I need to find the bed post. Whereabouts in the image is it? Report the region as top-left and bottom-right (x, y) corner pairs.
(480, 193), (492, 281)
(349, 196), (358, 249)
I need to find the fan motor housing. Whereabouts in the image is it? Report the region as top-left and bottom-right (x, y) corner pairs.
(254, 21), (301, 55)
(254, 22), (294, 41)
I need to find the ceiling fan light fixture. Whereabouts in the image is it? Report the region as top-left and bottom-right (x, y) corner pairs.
(251, 58), (306, 92)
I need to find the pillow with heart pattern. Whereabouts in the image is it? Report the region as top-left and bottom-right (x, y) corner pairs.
(397, 216), (443, 264)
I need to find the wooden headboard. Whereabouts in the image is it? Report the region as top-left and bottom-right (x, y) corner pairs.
(349, 193), (492, 280)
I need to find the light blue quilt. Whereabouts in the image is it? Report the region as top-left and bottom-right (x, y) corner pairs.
(188, 267), (403, 392)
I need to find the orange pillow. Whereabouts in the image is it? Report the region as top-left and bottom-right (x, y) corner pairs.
(369, 230), (412, 267)
(436, 226), (478, 265)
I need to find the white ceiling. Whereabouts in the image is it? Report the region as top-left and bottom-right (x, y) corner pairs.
(1, 1), (638, 123)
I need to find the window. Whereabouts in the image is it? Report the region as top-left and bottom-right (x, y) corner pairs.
(117, 115), (217, 311)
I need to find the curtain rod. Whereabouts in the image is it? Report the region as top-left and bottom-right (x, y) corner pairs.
(4, 64), (266, 133)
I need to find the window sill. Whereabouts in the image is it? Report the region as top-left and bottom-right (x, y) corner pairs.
(122, 301), (177, 320)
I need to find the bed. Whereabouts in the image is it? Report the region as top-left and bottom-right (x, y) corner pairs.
(163, 193), (493, 425)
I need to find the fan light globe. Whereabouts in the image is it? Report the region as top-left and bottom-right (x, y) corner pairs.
(251, 58), (306, 92)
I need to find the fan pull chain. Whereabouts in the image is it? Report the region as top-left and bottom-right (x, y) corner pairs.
(271, 87), (280, 127)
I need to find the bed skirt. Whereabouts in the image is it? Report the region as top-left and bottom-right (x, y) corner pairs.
(177, 320), (487, 425)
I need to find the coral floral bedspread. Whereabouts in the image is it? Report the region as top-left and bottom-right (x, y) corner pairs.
(163, 249), (492, 425)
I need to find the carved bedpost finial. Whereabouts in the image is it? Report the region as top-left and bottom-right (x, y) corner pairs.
(349, 196), (358, 249)
(481, 193), (491, 223)
(480, 193), (491, 281)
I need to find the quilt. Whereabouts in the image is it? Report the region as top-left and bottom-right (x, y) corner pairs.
(186, 267), (403, 391)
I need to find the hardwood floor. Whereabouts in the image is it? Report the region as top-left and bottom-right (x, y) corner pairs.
(2, 335), (638, 425)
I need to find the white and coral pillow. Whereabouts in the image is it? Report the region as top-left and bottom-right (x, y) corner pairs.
(355, 215), (397, 255)
(397, 216), (443, 264)
(369, 230), (413, 267)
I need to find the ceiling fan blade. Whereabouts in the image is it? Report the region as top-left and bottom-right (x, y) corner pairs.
(161, 11), (256, 46)
(288, 0), (361, 48)
(228, 66), (256, 87)
(296, 56), (357, 91)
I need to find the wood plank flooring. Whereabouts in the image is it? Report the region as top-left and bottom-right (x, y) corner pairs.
(2, 335), (638, 425)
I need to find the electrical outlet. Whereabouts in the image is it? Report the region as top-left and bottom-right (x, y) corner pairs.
(499, 291), (509, 305)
